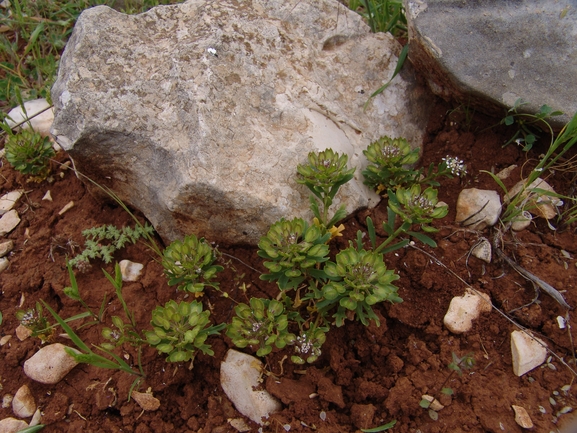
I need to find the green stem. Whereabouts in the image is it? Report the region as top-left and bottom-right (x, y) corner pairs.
(374, 222), (409, 253)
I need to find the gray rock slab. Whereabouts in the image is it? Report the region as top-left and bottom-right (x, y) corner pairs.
(51, 0), (434, 245)
(405, 0), (577, 127)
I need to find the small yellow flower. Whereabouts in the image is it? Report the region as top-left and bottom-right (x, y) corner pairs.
(328, 224), (345, 240)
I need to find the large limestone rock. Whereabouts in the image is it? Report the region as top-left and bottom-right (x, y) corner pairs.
(51, 0), (433, 245)
(405, 0), (577, 127)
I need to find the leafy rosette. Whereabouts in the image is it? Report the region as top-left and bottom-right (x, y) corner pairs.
(320, 247), (401, 326)
(362, 136), (420, 192)
(258, 218), (331, 290)
(145, 300), (224, 364)
(388, 184), (448, 231)
(162, 234), (223, 293)
(226, 298), (295, 357)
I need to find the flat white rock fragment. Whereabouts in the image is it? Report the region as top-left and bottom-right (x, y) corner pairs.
(455, 189), (501, 230)
(0, 210), (20, 236)
(0, 258), (8, 273)
(220, 349), (282, 425)
(12, 385), (36, 418)
(5, 98), (54, 136)
(511, 330), (547, 376)
(512, 404), (534, 429)
(23, 343), (80, 384)
(119, 259), (144, 282)
(0, 417), (29, 432)
(443, 290), (492, 334)
(0, 191), (22, 216)
(0, 240), (14, 257)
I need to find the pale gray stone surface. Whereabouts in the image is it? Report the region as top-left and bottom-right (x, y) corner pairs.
(12, 385), (36, 418)
(510, 330), (547, 376)
(51, 0), (434, 245)
(0, 210), (20, 237)
(405, 0), (577, 127)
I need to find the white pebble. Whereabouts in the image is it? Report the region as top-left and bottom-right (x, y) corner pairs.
(12, 385), (36, 418)
(24, 343), (80, 384)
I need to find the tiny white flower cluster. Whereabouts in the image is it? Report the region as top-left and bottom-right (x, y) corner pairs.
(442, 156), (467, 177)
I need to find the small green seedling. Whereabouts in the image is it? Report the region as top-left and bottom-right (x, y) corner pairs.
(361, 419), (397, 432)
(3, 128), (55, 180)
(16, 301), (54, 342)
(69, 223), (155, 271)
(420, 352), (475, 421)
(501, 99), (563, 151)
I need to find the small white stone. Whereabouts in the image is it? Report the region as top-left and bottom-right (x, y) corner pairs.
(512, 404), (534, 429)
(5, 98), (54, 136)
(0, 240), (14, 258)
(510, 330), (547, 376)
(0, 191), (22, 216)
(29, 408), (42, 427)
(471, 239), (491, 263)
(511, 210), (532, 231)
(58, 201), (74, 215)
(0, 417), (28, 432)
(422, 395), (444, 411)
(220, 349), (282, 425)
(557, 316), (566, 329)
(507, 178), (561, 220)
(0, 258), (8, 273)
(0, 335), (12, 346)
(132, 390), (160, 411)
(228, 418), (251, 432)
(0, 210), (21, 236)
(2, 395), (13, 409)
(12, 385), (36, 418)
(41, 190), (52, 202)
(455, 189), (501, 230)
(23, 343), (80, 384)
(15, 325), (32, 341)
(119, 260), (144, 282)
(496, 164), (517, 180)
(443, 290), (492, 334)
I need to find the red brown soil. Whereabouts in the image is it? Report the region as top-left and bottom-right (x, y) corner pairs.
(2, 100), (577, 433)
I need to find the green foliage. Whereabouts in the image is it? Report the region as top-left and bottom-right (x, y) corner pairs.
(162, 234), (223, 293)
(360, 420), (397, 432)
(296, 148), (355, 230)
(68, 223), (154, 270)
(145, 300), (225, 364)
(485, 110), (577, 227)
(226, 298), (295, 357)
(258, 218), (330, 291)
(41, 300), (143, 378)
(388, 185), (448, 229)
(321, 247), (401, 326)
(16, 301), (54, 342)
(362, 135), (465, 194)
(501, 99), (563, 151)
(348, 0), (406, 37)
(4, 128), (55, 179)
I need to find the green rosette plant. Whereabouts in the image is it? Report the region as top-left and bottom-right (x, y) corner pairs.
(362, 136), (420, 193)
(320, 247), (401, 326)
(162, 234), (223, 294)
(291, 326), (327, 364)
(296, 148), (355, 230)
(226, 298), (295, 357)
(258, 218), (331, 291)
(145, 300), (225, 364)
(388, 184), (448, 230)
(4, 128), (55, 179)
